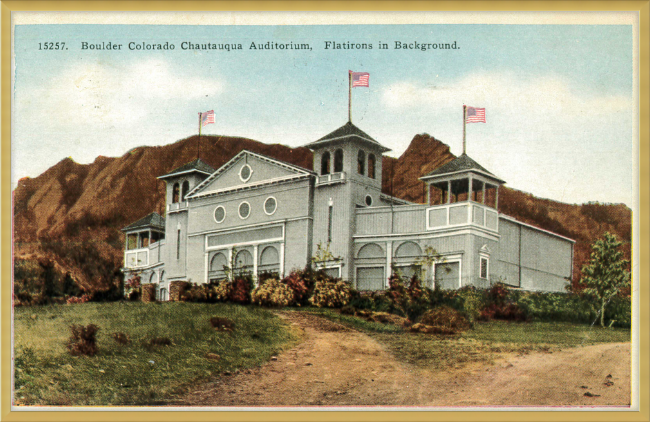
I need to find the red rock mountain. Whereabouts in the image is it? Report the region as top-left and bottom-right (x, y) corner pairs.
(13, 133), (631, 292)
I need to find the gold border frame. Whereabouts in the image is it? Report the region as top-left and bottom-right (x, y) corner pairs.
(2, 2), (648, 421)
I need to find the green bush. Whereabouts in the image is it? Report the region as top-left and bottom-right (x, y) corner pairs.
(386, 273), (432, 321)
(309, 279), (351, 308)
(180, 283), (209, 303)
(517, 290), (631, 327)
(213, 282), (232, 302)
(251, 278), (296, 307)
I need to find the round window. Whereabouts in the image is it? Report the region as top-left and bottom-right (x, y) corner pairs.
(238, 201), (251, 219)
(264, 197), (277, 215)
(239, 164), (252, 182)
(365, 194), (373, 207)
(214, 206), (226, 223)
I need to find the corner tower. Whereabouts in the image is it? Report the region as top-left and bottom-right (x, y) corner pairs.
(305, 122), (390, 281)
(157, 158), (215, 281)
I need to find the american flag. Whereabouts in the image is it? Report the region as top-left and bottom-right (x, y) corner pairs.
(465, 106), (486, 123)
(350, 71), (370, 87)
(201, 110), (215, 127)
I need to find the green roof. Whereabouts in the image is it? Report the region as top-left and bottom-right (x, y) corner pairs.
(421, 153), (505, 184)
(158, 158), (215, 180)
(304, 121), (391, 152)
(121, 212), (165, 232)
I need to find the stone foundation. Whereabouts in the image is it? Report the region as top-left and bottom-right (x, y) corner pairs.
(169, 281), (189, 302)
(141, 284), (156, 303)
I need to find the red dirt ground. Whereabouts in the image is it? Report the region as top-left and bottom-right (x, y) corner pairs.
(174, 312), (631, 408)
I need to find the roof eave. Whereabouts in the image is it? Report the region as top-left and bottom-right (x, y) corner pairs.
(157, 169), (212, 180)
(419, 169), (506, 185)
(304, 136), (391, 153)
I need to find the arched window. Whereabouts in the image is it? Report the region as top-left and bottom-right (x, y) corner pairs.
(321, 152), (331, 175)
(234, 250), (254, 273)
(368, 154), (376, 179)
(357, 150), (365, 175)
(334, 149), (344, 173)
(394, 241), (423, 258)
(181, 180), (190, 202)
(357, 243), (385, 259)
(149, 272), (158, 284)
(210, 252), (228, 272)
(172, 183), (180, 203)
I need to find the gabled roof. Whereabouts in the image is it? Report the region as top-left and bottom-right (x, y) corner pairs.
(158, 158), (215, 180)
(420, 153), (505, 184)
(121, 212), (165, 232)
(185, 150), (314, 199)
(304, 121), (391, 152)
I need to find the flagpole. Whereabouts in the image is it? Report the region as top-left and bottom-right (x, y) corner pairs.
(348, 71), (352, 123)
(462, 105), (467, 155)
(198, 112), (202, 159)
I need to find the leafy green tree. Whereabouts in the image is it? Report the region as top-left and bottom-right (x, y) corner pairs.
(581, 232), (631, 327)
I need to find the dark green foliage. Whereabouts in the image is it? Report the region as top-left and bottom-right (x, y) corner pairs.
(13, 259), (82, 306)
(581, 232), (631, 327)
(385, 273), (431, 321)
(181, 283), (211, 303)
(347, 280), (631, 328)
(67, 324), (99, 356)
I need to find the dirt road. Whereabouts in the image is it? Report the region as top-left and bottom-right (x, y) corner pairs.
(175, 312), (631, 407)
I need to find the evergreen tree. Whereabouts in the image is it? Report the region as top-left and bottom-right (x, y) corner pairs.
(581, 232), (631, 327)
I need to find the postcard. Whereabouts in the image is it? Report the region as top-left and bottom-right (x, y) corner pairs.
(7, 9), (641, 415)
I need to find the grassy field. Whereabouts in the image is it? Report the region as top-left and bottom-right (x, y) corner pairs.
(304, 308), (631, 370)
(13, 302), (298, 406)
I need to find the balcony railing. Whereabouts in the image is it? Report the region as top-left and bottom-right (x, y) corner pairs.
(167, 201), (189, 212)
(315, 171), (346, 186)
(124, 248), (149, 269)
(355, 201), (498, 236)
(426, 202), (498, 231)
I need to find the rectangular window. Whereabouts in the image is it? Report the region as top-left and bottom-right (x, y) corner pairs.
(176, 229), (181, 260)
(327, 205), (333, 243)
(480, 256), (489, 279)
(126, 233), (138, 250)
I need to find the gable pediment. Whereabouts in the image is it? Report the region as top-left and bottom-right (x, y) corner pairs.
(186, 150), (312, 199)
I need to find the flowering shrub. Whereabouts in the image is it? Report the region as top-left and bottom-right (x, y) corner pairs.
(257, 271), (279, 285)
(181, 283), (209, 302)
(282, 268), (322, 305)
(213, 282), (232, 302)
(230, 275), (254, 304)
(387, 273), (431, 321)
(66, 294), (92, 305)
(251, 278), (296, 307)
(309, 279), (351, 308)
(124, 275), (141, 300)
(478, 283), (528, 322)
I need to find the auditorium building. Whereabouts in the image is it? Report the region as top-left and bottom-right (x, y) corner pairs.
(121, 121), (575, 301)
